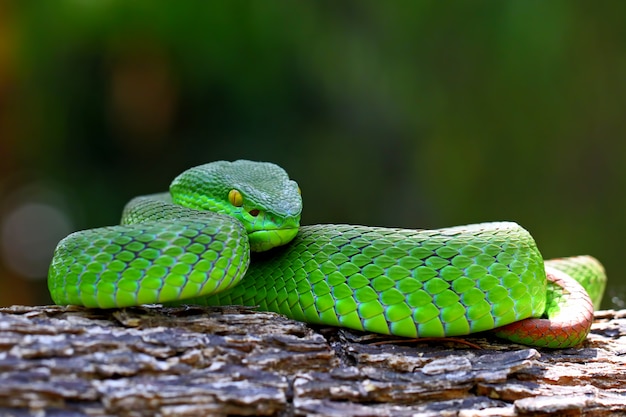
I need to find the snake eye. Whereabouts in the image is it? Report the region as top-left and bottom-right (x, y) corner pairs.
(228, 189), (243, 207)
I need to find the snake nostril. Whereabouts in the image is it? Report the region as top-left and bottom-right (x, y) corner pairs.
(249, 209), (260, 217)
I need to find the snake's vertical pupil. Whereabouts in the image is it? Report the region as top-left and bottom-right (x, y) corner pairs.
(228, 189), (244, 207)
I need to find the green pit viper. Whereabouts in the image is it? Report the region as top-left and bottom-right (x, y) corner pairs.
(48, 160), (607, 348)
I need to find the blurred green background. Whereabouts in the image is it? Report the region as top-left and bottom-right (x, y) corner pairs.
(0, 1), (624, 309)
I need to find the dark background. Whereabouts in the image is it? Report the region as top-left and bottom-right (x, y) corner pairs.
(0, 1), (624, 308)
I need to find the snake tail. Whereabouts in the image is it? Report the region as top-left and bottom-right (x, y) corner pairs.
(494, 256), (601, 348)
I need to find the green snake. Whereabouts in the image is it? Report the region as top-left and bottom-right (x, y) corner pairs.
(48, 160), (607, 348)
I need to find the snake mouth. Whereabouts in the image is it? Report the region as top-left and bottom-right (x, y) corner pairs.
(249, 228), (299, 252)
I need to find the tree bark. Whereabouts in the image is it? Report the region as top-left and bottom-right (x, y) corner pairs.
(0, 305), (624, 416)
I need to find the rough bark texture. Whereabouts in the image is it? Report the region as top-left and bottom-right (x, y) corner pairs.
(0, 305), (624, 417)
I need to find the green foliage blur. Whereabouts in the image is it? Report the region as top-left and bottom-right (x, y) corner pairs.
(0, 1), (624, 307)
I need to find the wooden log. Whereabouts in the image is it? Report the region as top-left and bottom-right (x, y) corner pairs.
(0, 305), (624, 416)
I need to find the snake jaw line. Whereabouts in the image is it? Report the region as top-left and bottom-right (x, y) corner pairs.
(238, 207), (301, 252)
(249, 227), (299, 252)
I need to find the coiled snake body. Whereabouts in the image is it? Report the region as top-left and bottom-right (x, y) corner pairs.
(48, 160), (606, 348)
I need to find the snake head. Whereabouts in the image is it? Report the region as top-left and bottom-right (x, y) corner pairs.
(170, 160), (302, 252)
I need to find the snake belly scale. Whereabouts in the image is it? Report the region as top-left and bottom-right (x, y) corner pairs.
(48, 160), (607, 348)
